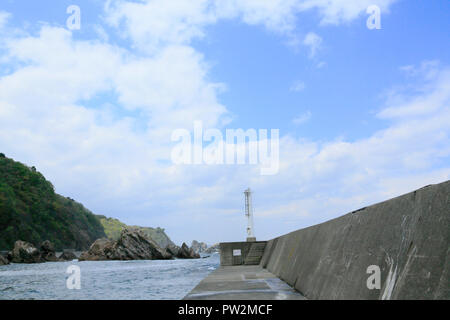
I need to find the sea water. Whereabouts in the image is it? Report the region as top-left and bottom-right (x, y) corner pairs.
(0, 253), (219, 300)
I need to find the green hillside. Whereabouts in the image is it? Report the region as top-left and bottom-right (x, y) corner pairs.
(0, 153), (106, 250)
(96, 215), (175, 248)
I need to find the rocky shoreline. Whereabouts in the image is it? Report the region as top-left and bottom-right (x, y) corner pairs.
(0, 228), (200, 265)
(0, 240), (80, 265)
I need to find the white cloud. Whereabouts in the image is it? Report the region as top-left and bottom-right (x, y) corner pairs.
(105, 0), (218, 51)
(297, 0), (398, 25)
(1, 27), (122, 109)
(214, 0), (301, 33)
(303, 32), (322, 58)
(0, 11), (10, 30)
(221, 0), (398, 30)
(317, 61), (326, 68)
(290, 81), (306, 92)
(378, 62), (450, 119)
(293, 111), (312, 125)
(104, 0), (398, 52)
(94, 25), (110, 42)
(399, 60), (440, 79)
(113, 45), (227, 137)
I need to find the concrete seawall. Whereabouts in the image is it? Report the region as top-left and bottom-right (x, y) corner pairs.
(220, 241), (267, 266)
(260, 180), (449, 299)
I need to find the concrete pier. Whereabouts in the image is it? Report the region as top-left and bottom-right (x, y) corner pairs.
(185, 180), (449, 300)
(184, 265), (305, 300)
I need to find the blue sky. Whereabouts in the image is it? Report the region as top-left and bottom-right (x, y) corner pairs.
(0, 0), (449, 245)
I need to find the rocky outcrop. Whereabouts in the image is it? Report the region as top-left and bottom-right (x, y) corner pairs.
(165, 243), (180, 257)
(191, 240), (208, 254)
(59, 250), (78, 261)
(0, 251), (9, 260)
(10, 240), (43, 263)
(40, 240), (59, 262)
(177, 243), (200, 259)
(79, 228), (173, 261)
(96, 216), (176, 249)
(205, 243), (220, 254)
(79, 238), (115, 261)
(115, 228), (172, 260)
(0, 254), (9, 265)
(165, 243), (200, 259)
(8, 240), (72, 263)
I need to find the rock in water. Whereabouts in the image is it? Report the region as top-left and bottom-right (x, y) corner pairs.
(40, 240), (59, 262)
(79, 228), (173, 261)
(166, 243), (200, 259)
(59, 250), (78, 261)
(205, 243), (220, 254)
(114, 228), (172, 260)
(177, 243), (200, 259)
(11, 240), (43, 263)
(0, 254), (9, 265)
(0, 251), (9, 261)
(165, 243), (180, 256)
(79, 238), (116, 261)
(191, 240), (208, 254)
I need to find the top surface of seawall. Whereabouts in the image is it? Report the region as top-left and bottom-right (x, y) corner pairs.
(260, 180), (450, 300)
(184, 265), (305, 300)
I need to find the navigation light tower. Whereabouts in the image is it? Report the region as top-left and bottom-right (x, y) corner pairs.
(244, 188), (256, 242)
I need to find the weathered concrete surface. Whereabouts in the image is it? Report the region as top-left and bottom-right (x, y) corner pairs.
(260, 180), (450, 300)
(220, 242), (267, 266)
(184, 265), (306, 300)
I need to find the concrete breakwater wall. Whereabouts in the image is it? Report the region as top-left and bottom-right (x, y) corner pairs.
(220, 241), (267, 266)
(260, 180), (449, 299)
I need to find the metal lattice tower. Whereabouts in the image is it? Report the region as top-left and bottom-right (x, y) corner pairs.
(244, 188), (256, 242)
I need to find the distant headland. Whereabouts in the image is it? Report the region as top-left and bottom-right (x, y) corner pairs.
(0, 153), (216, 265)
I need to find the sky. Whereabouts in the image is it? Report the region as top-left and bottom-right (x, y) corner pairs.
(0, 0), (449, 245)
